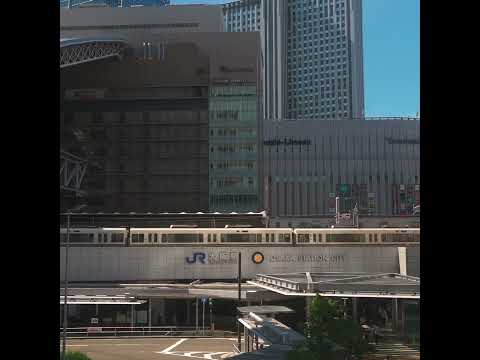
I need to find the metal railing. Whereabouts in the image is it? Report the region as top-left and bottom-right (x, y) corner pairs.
(59, 326), (236, 338)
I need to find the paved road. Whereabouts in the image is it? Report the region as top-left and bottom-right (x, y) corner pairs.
(63, 338), (238, 360)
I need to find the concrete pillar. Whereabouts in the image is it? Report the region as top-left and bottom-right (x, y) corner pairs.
(399, 300), (405, 335)
(148, 298), (152, 330)
(353, 297), (358, 323)
(243, 326), (247, 352)
(186, 300), (191, 325)
(195, 298), (199, 333)
(392, 298), (398, 330)
(131, 304), (135, 328)
(305, 297), (313, 320)
(160, 299), (165, 325)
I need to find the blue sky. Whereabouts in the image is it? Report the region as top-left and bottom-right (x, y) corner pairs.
(171, 0), (420, 117)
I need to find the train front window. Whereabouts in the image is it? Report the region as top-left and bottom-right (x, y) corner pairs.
(326, 233), (365, 242)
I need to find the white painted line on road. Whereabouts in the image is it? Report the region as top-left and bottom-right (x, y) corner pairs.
(204, 352), (229, 359)
(159, 338), (188, 354)
(65, 344), (89, 347)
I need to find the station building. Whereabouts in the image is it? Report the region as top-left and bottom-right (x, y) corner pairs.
(262, 118), (420, 217)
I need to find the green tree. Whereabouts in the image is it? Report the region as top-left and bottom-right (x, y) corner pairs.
(289, 295), (369, 360)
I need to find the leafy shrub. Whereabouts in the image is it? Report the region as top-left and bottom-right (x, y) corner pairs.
(60, 351), (92, 360)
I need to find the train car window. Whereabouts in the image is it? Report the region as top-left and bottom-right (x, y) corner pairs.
(60, 234), (67, 243)
(257, 234), (262, 242)
(131, 234), (145, 243)
(326, 233), (365, 242)
(278, 234), (291, 243)
(381, 233), (420, 242)
(266, 234), (269, 242)
(213, 234), (217, 242)
(297, 234), (310, 243)
(313, 234), (317, 242)
(69, 233), (95, 243)
(368, 234), (372, 242)
(148, 234), (152, 243)
(111, 233), (124, 243)
(154, 234), (158, 242)
(374, 234), (378, 242)
(208, 234), (211, 243)
(103, 234), (108, 242)
(271, 233), (275, 242)
(97, 233), (101, 243)
(165, 233), (203, 243)
(161, 234), (167, 243)
(221, 233), (260, 243)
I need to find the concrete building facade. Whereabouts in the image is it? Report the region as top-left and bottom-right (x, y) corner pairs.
(60, 4), (224, 35)
(262, 118), (420, 217)
(61, 7), (262, 213)
(60, 0), (170, 8)
(223, 0), (364, 120)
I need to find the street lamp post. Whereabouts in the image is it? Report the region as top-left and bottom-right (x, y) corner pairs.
(61, 204), (86, 360)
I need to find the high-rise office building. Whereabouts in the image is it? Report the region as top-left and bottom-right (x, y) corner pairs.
(223, 0), (364, 121)
(60, 0), (170, 8)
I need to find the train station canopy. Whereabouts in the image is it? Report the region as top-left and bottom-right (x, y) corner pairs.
(248, 272), (420, 299)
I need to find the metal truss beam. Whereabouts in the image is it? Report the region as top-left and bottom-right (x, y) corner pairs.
(60, 39), (128, 69)
(60, 150), (87, 195)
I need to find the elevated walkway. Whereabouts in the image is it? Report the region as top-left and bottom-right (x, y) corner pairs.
(235, 306), (305, 357)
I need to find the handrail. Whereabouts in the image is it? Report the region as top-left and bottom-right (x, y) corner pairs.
(59, 326), (236, 338)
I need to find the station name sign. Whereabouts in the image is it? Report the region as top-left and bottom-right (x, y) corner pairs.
(385, 137), (420, 145)
(186, 251), (345, 265)
(269, 254), (345, 263)
(264, 138), (312, 146)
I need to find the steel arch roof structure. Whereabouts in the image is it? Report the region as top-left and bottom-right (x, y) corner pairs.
(60, 37), (129, 69)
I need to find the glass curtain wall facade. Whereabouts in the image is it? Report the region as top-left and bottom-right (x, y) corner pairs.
(209, 84), (259, 212)
(223, 0), (364, 120)
(223, 0), (262, 32)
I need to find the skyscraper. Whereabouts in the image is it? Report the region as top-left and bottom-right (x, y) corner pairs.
(60, 0), (170, 8)
(223, 0), (365, 120)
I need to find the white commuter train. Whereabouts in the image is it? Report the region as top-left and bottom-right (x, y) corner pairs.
(60, 227), (419, 246)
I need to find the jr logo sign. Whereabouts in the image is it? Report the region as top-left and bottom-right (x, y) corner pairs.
(185, 252), (206, 264)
